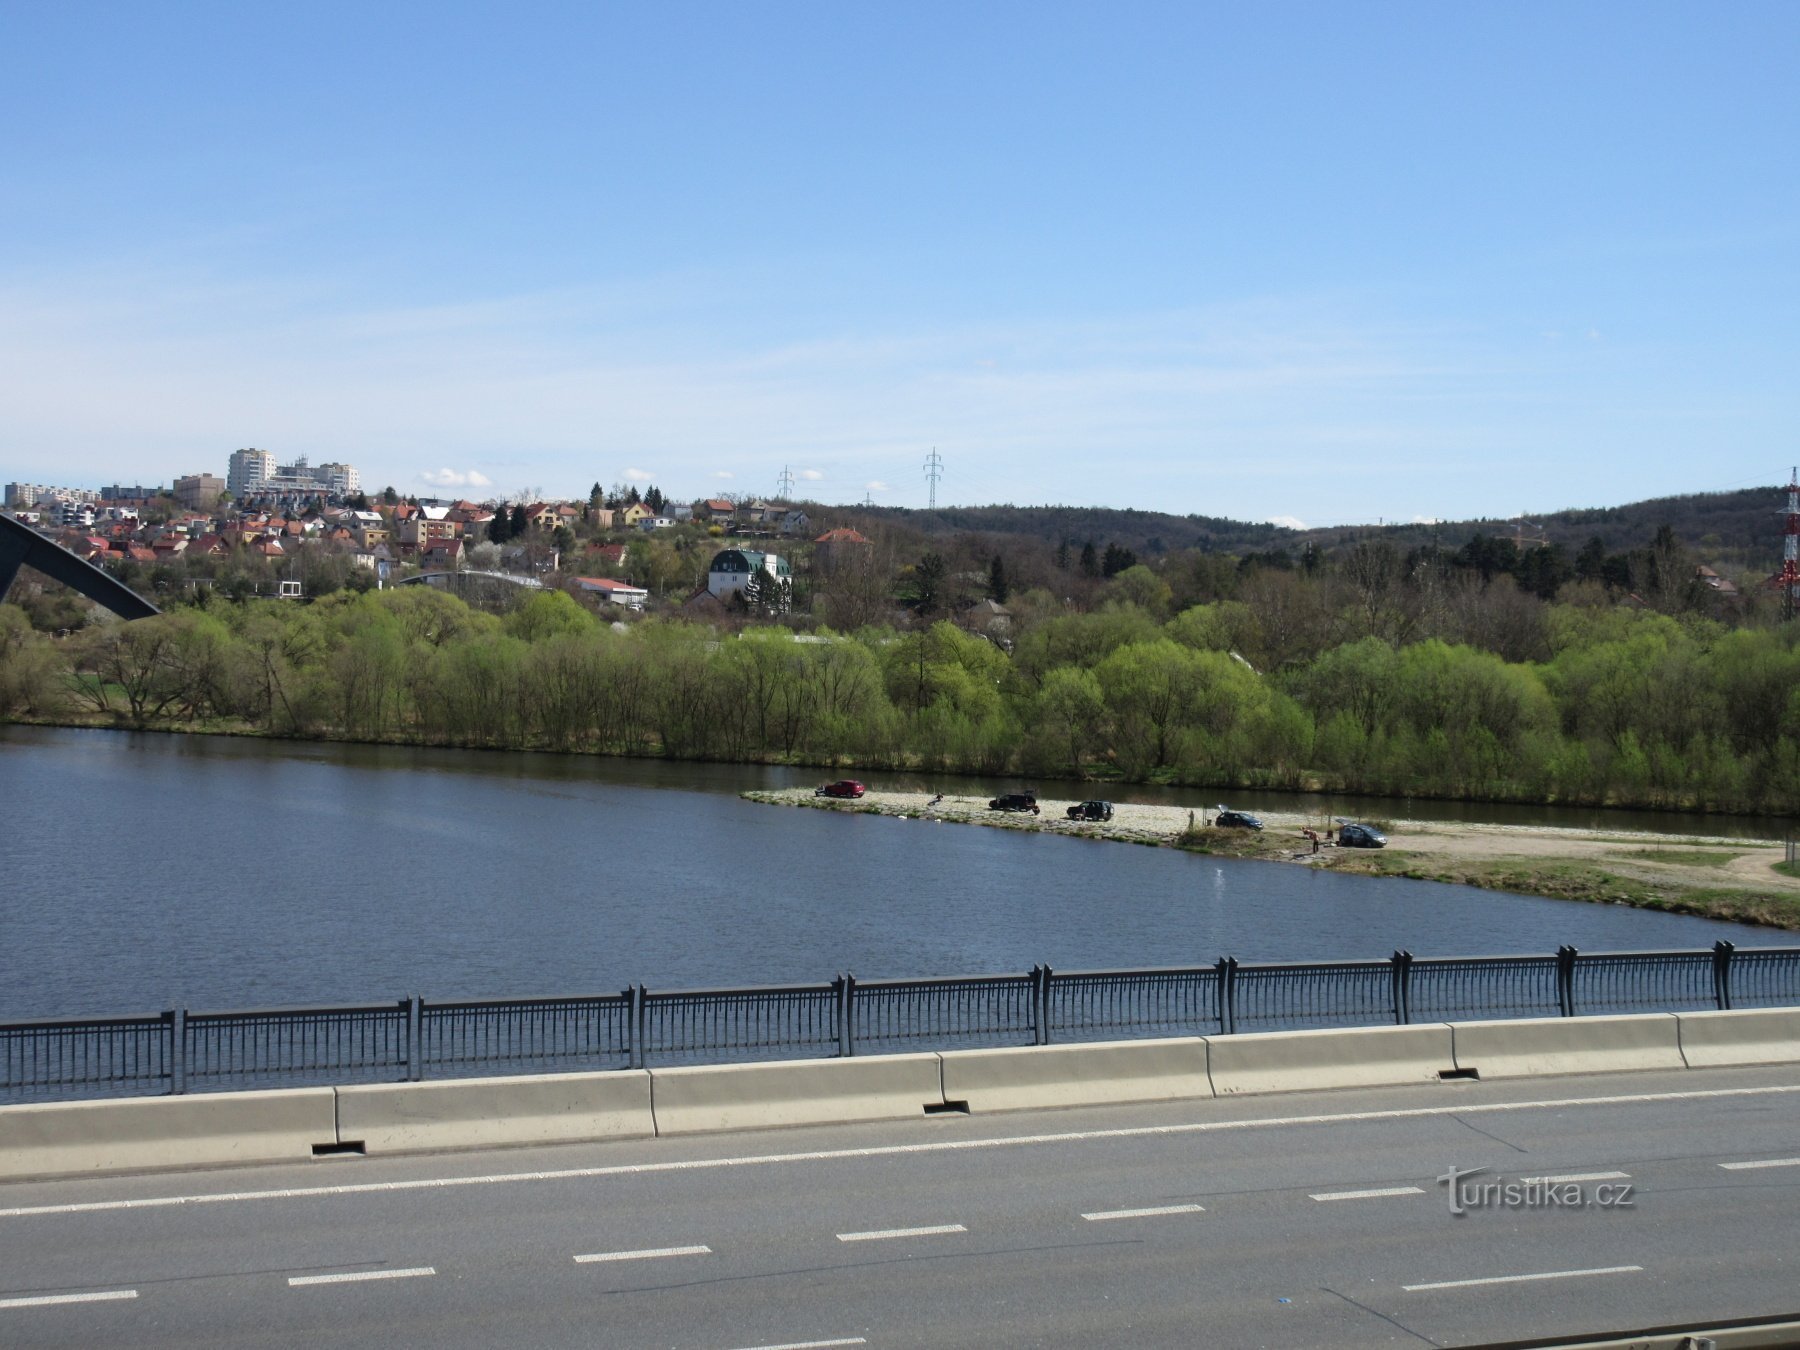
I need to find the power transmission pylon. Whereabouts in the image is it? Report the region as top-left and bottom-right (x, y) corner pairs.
(924, 447), (943, 510)
(1775, 468), (1800, 622)
(776, 465), (795, 500)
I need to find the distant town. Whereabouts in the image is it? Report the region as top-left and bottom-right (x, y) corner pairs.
(3, 448), (941, 630)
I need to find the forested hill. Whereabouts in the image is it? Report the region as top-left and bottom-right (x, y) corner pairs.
(834, 505), (1294, 556)
(824, 485), (1788, 566)
(1289, 485), (1787, 565)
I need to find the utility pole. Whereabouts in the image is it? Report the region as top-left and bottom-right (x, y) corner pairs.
(924, 447), (943, 510)
(776, 464), (794, 500)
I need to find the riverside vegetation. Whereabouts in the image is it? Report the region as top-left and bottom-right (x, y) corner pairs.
(5, 580), (1800, 817)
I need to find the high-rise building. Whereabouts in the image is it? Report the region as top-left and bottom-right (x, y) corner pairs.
(227, 448), (275, 498)
(226, 449), (359, 502)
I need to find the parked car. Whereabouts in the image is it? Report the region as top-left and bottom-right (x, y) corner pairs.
(1066, 800), (1114, 821)
(1214, 808), (1263, 831)
(815, 779), (866, 799)
(1337, 822), (1387, 848)
(989, 792), (1040, 814)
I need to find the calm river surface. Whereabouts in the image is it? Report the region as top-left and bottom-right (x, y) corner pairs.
(0, 726), (1781, 1019)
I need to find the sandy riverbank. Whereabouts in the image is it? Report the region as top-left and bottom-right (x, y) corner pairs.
(744, 788), (1800, 931)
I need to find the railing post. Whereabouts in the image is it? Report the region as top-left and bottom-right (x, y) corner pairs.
(167, 1008), (187, 1096)
(1034, 965), (1053, 1045)
(626, 985), (645, 1070)
(1217, 957), (1238, 1035)
(405, 995), (422, 1081)
(1556, 946), (1578, 1017)
(1713, 940), (1735, 1011)
(835, 974), (855, 1058)
(1392, 950), (1413, 1025)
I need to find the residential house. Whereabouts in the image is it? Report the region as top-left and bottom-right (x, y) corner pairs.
(619, 502), (654, 528)
(575, 577), (648, 610)
(813, 527), (871, 575)
(707, 547), (791, 602)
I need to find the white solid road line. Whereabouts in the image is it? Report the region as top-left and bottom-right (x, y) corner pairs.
(7, 1084), (1798, 1222)
(1404, 1264), (1643, 1293)
(288, 1267), (436, 1287)
(1081, 1203), (1207, 1221)
(837, 1223), (966, 1242)
(574, 1244), (712, 1264)
(724, 1340), (868, 1350)
(1519, 1171), (1631, 1184)
(1720, 1157), (1800, 1170)
(0, 1290), (138, 1310)
(1309, 1186), (1425, 1201)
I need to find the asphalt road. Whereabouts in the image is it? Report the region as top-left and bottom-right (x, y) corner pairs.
(3, 1064), (1799, 1348)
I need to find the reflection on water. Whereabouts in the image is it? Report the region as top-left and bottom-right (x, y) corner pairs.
(0, 726), (1780, 1019)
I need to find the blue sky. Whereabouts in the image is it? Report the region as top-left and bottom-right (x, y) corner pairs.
(2, 2), (1795, 526)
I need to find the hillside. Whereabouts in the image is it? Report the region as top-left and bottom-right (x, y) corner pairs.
(806, 485), (1790, 570)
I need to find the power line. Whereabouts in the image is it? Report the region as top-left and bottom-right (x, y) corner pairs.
(923, 447), (943, 510)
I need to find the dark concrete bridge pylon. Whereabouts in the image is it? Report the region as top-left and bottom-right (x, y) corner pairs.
(0, 511), (160, 620)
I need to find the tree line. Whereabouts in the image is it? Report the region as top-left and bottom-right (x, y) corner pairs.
(6, 580), (1800, 815)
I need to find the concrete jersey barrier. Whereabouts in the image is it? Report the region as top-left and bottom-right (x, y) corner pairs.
(1205, 1023), (1455, 1095)
(335, 1071), (654, 1153)
(0, 1088), (336, 1181)
(1452, 1013), (1685, 1078)
(1676, 1008), (1800, 1068)
(938, 1038), (1213, 1113)
(649, 1053), (944, 1135)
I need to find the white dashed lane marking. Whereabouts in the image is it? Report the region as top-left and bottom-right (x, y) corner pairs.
(837, 1224), (966, 1242)
(0, 1290), (137, 1310)
(1309, 1186), (1424, 1201)
(1081, 1204), (1206, 1221)
(574, 1244), (712, 1264)
(288, 1267), (436, 1287)
(1720, 1157), (1800, 1171)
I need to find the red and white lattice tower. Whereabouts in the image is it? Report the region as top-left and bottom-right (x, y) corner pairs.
(1778, 468), (1800, 622)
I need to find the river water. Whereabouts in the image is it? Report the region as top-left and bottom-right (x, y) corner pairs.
(0, 726), (1782, 1020)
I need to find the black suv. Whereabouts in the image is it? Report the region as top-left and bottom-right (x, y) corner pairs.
(989, 792), (1040, 814)
(1066, 800), (1114, 821)
(1214, 808), (1263, 831)
(1338, 822), (1387, 848)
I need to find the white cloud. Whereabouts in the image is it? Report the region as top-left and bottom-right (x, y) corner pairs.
(799, 468), (824, 480)
(1410, 515), (1440, 524)
(866, 480), (890, 492)
(1267, 514), (1307, 530)
(418, 468), (492, 488)
(624, 467), (653, 481)
(710, 470), (734, 479)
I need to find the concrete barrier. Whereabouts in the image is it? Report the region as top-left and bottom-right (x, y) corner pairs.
(649, 1054), (943, 1135)
(1206, 1023), (1455, 1095)
(1677, 1008), (1800, 1068)
(335, 1071), (655, 1153)
(1452, 1013), (1684, 1078)
(0, 1088), (337, 1181)
(938, 1039), (1212, 1113)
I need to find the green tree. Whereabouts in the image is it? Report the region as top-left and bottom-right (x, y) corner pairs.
(987, 555), (1010, 604)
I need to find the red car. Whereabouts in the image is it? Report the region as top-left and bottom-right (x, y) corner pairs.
(815, 780), (867, 799)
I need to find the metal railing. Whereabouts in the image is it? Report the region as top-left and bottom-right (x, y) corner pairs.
(3, 941), (1796, 1102)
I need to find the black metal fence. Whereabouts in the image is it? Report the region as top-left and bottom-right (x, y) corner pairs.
(4, 941), (1796, 1103)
